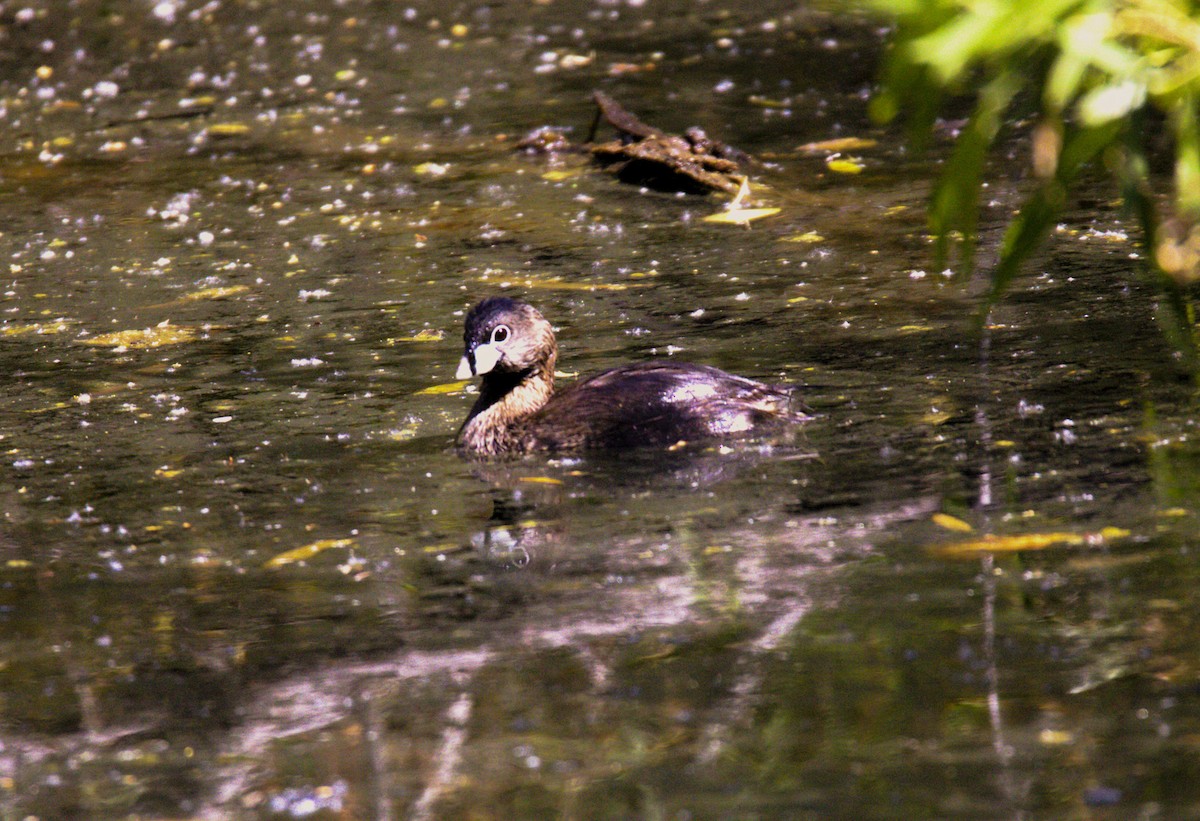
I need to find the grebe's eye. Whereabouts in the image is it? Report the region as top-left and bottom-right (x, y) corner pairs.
(490, 325), (510, 344)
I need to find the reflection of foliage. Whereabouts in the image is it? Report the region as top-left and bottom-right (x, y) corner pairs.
(867, 0), (1200, 370)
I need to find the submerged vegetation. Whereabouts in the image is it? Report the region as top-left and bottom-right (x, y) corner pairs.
(867, 0), (1200, 370)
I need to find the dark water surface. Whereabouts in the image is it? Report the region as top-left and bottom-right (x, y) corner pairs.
(1, 1), (1198, 818)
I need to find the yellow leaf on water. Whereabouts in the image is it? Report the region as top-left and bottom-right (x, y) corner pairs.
(207, 122), (250, 136)
(264, 538), (355, 568)
(520, 476), (563, 485)
(478, 274), (643, 292)
(1039, 729), (1074, 746)
(826, 157), (865, 174)
(386, 421), (421, 441)
(2, 320), (71, 337)
(414, 162), (449, 176)
(82, 322), (199, 349)
(703, 207), (781, 226)
(416, 380), (470, 395)
(1064, 552), (1153, 572)
(934, 527), (1130, 557)
(782, 231), (824, 244)
(748, 95), (792, 109)
(392, 329), (445, 343)
(932, 513), (973, 533)
(26, 402), (70, 414)
(182, 285), (249, 301)
(798, 137), (878, 153)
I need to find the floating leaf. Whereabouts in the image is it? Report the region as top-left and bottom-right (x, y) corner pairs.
(82, 321), (200, 349)
(826, 157), (866, 174)
(264, 538), (354, 568)
(558, 53), (592, 69)
(748, 95), (792, 109)
(414, 162), (449, 177)
(1039, 729), (1075, 746)
(392, 329), (445, 343)
(416, 380), (470, 395)
(798, 137), (878, 152)
(932, 512), (973, 532)
(782, 231), (825, 243)
(478, 274), (644, 292)
(607, 61), (656, 76)
(934, 527), (1130, 557)
(386, 421), (421, 441)
(703, 207), (781, 226)
(207, 122), (250, 137)
(182, 285), (249, 301)
(1064, 552), (1153, 572)
(520, 476), (563, 485)
(2, 319), (71, 337)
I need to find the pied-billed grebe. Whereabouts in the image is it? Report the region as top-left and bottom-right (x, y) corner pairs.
(455, 297), (807, 457)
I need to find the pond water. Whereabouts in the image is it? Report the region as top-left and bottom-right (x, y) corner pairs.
(1, 1), (1199, 818)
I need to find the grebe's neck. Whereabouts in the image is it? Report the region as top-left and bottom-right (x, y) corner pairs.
(457, 363), (555, 456)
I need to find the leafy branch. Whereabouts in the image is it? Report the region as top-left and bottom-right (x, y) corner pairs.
(866, 0), (1200, 370)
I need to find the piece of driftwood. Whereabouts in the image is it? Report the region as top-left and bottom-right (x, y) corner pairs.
(587, 91), (750, 195)
(516, 92), (753, 198)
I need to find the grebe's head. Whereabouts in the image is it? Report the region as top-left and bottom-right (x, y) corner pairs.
(456, 297), (556, 380)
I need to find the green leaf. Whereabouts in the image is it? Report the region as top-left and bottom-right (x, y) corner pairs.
(871, 47), (945, 152)
(911, 8), (1005, 83)
(929, 69), (1023, 275)
(1045, 49), (1089, 113)
(985, 119), (1124, 311)
(1174, 90), (1200, 218)
(1116, 119), (1198, 373)
(1078, 79), (1147, 124)
(863, 0), (1200, 376)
